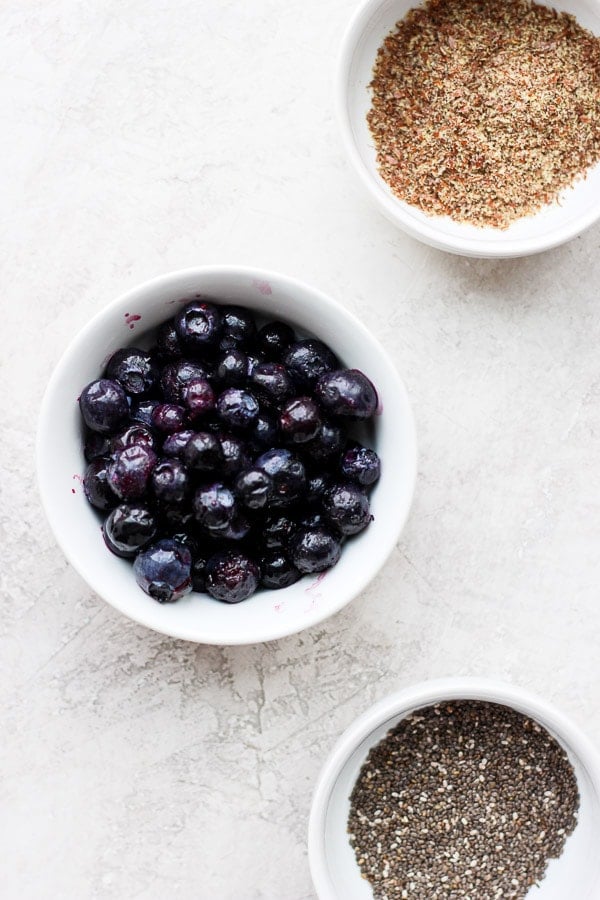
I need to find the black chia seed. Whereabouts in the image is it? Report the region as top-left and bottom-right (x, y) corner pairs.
(347, 700), (580, 900)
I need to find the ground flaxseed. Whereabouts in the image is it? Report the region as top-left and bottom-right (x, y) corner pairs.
(367, 0), (600, 228)
(348, 701), (579, 899)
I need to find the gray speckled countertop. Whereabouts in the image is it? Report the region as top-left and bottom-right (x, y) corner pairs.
(3, 1), (600, 898)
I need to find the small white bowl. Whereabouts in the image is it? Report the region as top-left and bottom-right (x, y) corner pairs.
(309, 678), (600, 899)
(37, 266), (417, 645)
(336, 0), (600, 258)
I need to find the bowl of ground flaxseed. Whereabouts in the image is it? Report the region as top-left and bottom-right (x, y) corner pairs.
(336, 0), (600, 257)
(308, 678), (600, 899)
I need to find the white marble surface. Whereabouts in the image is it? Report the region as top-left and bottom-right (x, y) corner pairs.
(3, 1), (600, 898)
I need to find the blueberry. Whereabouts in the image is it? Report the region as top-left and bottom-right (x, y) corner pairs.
(79, 379), (129, 434)
(133, 538), (192, 602)
(250, 363), (293, 405)
(84, 430), (111, 462)
(214, 349), (247, 386)
(218, 511), (252, 541)
(323, 482), (371, 535)
(220, 305), (257, 349)
(182, 378), (215, 420)
(340, 445), (381, 486)
(315, 369), (378, 418)
(158, 503), (195, 532)
(279, 396), (321, 443)
(289, 526), (342, 574)
(255, 448), (306, 506)
(216, 388), (260, 429)
(151, 458), (190, 506)
(162, 429), (196, 459)
(234, 468), (273, 510)
(151, 403), (186, 433)
(105, 348), (158, 396)
(130, 398), (160, 429)
(191, 553), (209, 592)
(306, 473), (332, 505)
(111, 424), (156, 453)
(103, 504), (157, 558)
(183, 432), (223, 473)
(83, 459), (118, 511)
(304, 421), (344, 463)
(193, 482), (235, 531)
(175, 300), (223, 352)
(160, 360), (211, 403)
(156, 320), (183, 360)
(261, 514), (297, 550)
(299, 510), (328, 530)
(246, 352), (265, 378)
(219, 433), (251, 477)
(256, 321), (295, 360)
(259, 552), (301, 589)
(247, 410), (278, 451)
(283, 339), (338, 389)
(205, 551), (259, 603)
(107, 444), (157, 500)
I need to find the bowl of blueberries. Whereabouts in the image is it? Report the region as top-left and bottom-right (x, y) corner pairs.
(37, 266), (417, 644)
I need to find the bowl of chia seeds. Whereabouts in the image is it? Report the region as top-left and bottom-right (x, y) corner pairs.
(336, 0), (600, 257)
(308, 678), (600, 899)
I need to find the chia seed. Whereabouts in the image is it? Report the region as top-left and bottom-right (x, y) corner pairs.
(348, 700), (579, 899)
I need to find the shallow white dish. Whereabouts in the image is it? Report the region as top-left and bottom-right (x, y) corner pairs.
(37, 265), (417, 645)
(336, 0), (600, 258)
(309, 678), (600, 898)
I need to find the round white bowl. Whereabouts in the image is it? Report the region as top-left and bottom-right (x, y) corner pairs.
(309, 678), (600, 899)
(37, 266), (417, 645)
(336, 0), (600, 258)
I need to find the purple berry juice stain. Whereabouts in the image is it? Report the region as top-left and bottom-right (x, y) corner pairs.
(253, 279), (272, 296)
(124, 313), (141, 330)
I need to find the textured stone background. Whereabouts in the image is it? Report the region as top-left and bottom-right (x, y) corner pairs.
(2, 1), (600, 898)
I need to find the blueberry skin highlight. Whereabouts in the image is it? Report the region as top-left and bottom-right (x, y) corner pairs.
(134, 538), (192, 603)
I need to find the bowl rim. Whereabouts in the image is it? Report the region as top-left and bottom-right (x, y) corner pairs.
(335, 0), (600, 258)
(36, 264), (418, 644)
(308, 676), (600, 898)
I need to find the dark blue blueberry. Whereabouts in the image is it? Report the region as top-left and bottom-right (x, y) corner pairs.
(256, 321), (295, 360)
(315, 369), (378, 418)
(205, 551), (260, 603)
(79, 379), (129, 434)
(151, 458), (190, 506)
(84, 430), (111, 462)
(214, 349), (248, 386)
(216, 388), (260, 429)
(247, 410), (278, 451)
(160, 360), (211, 403)
(289, 526), (342, 574)
(218, 511), (252, 542)
(102, 504), (157, 558)
(219, 305), (257, 349)
(218, 433), (251, 477)
(162, 429), (196, 459)
(193, 482), (235, 531)
(182, 378), (215, 420)
(111, 424), (156, 453)
(250, 362), (293, 405)
(183, 432), (223, 473)
(340, 445), (381, 486)
(133, 538), (192, 602)
(107, 444), (157, 500)
(151, 403), (187, 433)
(83, 459), (118, 511)
(279, 396), (321, 443)
(175, 300), (223, 352)
(259, 552), (301, 589)
(283, 339), (338, 389)
(255, 448), (306, 506)
(246, 352), (265, 378)
(156, 320), (183, 360)
(299, 510), (328, 530)
(234, 468), (273, 510)
(130, 398), (160, 429)
(305, 421), (344, 464)
(261, 514), (297, 550)
(323, 482), (371, 535)
(306, 473), (332, 506)
(105, 348), (158, 396)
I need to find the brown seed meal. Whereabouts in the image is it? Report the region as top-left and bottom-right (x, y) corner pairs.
(367, 0), (600, 228)
(348, 701), (579, 899)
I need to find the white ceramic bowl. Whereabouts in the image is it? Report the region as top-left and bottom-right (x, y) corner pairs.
(309, 678), (600, 899)
(336, 0), (600, 258)
(37, 266), (417, 645)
